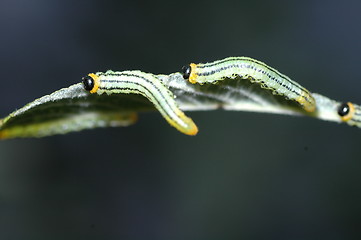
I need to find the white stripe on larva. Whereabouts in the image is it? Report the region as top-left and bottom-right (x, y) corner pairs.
(183, 57), (316, 112)
(86, 70), (198, 135)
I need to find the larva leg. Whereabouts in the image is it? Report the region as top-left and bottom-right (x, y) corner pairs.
(82, 70), (198, 135)
(182, 57), (316, 112)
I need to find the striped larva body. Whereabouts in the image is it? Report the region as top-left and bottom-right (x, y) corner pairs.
(82, 70), (198, 135)
(182, 57), (316, 112)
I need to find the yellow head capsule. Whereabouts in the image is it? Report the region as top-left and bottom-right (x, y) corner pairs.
(82, 73), (100, 93)
(182, 63), (198, 84)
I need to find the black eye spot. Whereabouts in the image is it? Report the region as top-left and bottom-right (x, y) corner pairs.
(337, 102), (350, 117)
(182, 65), (191, 79)
(82, 75), (94, 91)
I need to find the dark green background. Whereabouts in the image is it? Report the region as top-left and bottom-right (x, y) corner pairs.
(0, 0), (360, 239)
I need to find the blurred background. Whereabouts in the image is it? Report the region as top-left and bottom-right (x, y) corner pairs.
(0, 0), (361, 239)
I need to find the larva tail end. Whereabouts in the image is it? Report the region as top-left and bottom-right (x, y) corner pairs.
(165, 112), (199, 136)
(304, 103), (316, 113)
(297, 93), (316, 112)
(181, 119), (198, 136)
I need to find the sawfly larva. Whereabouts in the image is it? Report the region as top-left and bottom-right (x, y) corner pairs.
(182, 57), (316, 112)
(82, 70), (198, 135)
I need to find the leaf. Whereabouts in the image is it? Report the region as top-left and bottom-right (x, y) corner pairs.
(0, 84), (148, 139)
(0, 72), (351, 139)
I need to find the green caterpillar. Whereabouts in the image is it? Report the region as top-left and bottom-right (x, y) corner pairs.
(82, 70), (198, 135)
(182, 57), (316, 112)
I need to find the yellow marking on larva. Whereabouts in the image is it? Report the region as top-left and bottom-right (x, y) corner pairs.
(175, 109), (198, 135)
(341, 102), (355, 122)
(296, 92), (316, 112)
(162, 108), (198, 135)
(188, 63), (198, 84)
(186, 125), (198, 136)
(89, 73), (100, 93)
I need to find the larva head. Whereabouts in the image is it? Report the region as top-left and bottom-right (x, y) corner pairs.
(337, 102), (354, 121)
(82, 73), (100, 93)
(181, 63), (198, 84)
(182, 65), (192, 79)
(337, 101), (361, 127)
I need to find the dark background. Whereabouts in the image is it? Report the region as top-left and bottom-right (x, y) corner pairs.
(0, 0), (361, 239)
